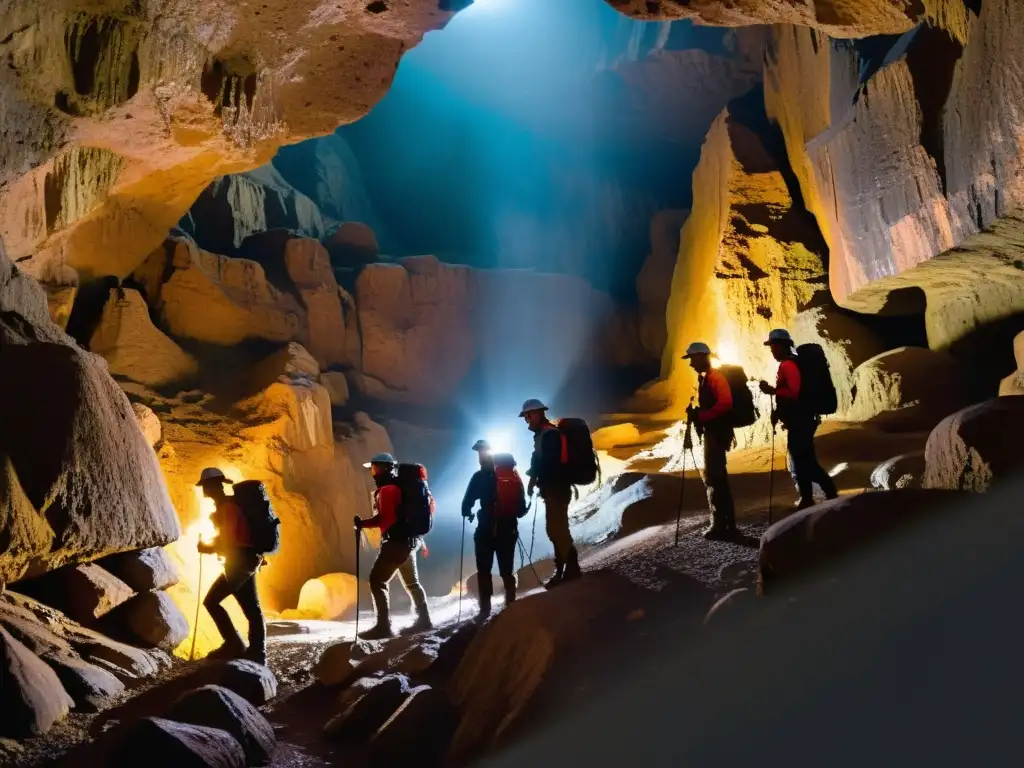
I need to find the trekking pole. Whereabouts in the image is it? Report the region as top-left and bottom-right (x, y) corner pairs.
(189, 553), (204, 661)
(457, 514), (467, 623)
(674, 397), (695, 547)
(528, 493), (539, 562)
(353, 526), (362, 641)
(516, 535), (542, 587)
(768, 395), (776, 527)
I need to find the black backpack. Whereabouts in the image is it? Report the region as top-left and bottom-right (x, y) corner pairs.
(232, 480), (281, 556)
(794, 343), (838, 416)
(717, 364), (759, 428)
(555, 418), (600, 486)
(393, 463), (435, 537)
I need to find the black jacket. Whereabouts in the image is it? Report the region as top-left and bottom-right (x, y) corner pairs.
(527, 424), (567, 491)
(462, 468), (498, 524)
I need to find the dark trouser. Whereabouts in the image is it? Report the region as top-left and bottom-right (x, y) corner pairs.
(204, 550), (265, 654)
(369, 536), (427, 625)
(703, 427), (736, 530)
(786, 417), (838, 504)
(475, 517), (518, 603)
(541, 486), (576, 567)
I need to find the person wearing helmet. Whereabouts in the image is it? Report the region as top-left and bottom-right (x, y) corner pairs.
(520, 398), (581, 589)
(682, 342), (739, 540)
(354, 453), (432, 640)
(758, 328), (839, 510)
(195, 467), (267, 664)
(462, 440), (521, 618)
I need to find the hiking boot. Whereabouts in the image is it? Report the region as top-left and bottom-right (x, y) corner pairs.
(702, 525), (732, 541)
(562, 548), (582, 582)
(358, 621), (395, 641)
(243, 644), (267, 666)
(402, 604), (433, 635)
(502, 576), (517, 604)
(795, 498), (815, 511)
(478, 595), (492, 619)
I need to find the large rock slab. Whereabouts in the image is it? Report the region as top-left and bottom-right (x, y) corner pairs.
(923, 397), (1024, 492)
(366, 684), (459, 768)
(18, 562), (135, 624)
(105, 590), (189, 651)
(47, 653), (126, 713)
(100, 548), (181, 593)
(165, 685), (276, 766)
(297, 572), (358, 621)
(0, 249), (180, 584)
(758, 490), (968, 596)
(282, 236), (351, 368)
(107, 717), (246, 768)
(0, 626), (74, 738)
(326, 674), (412, 742)
(89, 287), (198, 389)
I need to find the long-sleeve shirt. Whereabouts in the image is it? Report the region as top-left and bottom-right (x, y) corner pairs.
(697, 369), (733, 424)
(776, 359), (801, 401)
(211, 498), (251, 555)
(462, 468), (497, 523)
(361, 484), (402, 535)
(527, 423), (566, 491)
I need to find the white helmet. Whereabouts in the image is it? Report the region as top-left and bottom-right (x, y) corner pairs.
(682, 341), (712, 360)
(518, 398), (548, 417)
(362, 452), (397, 469)
(196, 467), (233, 487)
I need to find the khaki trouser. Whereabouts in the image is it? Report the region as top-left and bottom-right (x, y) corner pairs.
(702, 427), (736, 529)
(369, 537), (427, 622)
(541, 486), (574, 565)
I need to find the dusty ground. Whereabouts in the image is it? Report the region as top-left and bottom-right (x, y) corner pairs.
(6, 420), (919, 767)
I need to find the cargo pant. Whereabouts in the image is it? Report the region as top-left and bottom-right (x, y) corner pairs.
(786, 417), (838, 506)
(369, 536), (428, 623)
(542, 485), (576, 568)
(475, 517), (518, 604)
(702, 426), (736, 530)
(204, 549), (265, 656)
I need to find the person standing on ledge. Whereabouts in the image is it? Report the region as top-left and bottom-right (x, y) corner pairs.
(682, 342), (739, 541)
(462, 439), (525, 618)
(521, 398), (582, 589)
(355, 452), (433, 640)
(196, 467), (267, 665)
(758, 328), (839, 511)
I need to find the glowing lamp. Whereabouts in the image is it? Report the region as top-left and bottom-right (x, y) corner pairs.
(485, 430), (511, 454)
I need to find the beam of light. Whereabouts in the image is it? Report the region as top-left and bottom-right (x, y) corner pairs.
(484, 430), (513, 454)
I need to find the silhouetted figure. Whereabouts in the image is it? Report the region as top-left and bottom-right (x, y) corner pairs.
(683, 342), (738, 540)
(462, 440), (527, 618)
(355, 452), (433, 639)
(759, 328), (839, 510)
(521, 399), (581, 589)
(196, 467), (267, 665)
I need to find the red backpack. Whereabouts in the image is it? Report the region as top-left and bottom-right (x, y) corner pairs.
(492, 453), (528, 519)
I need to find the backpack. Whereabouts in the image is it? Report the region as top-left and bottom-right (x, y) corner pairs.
(231, 480), (281, 556)
(393, 463), (435, 537)
(717, 364), (759, 428)
(554, 418), (600, 486)
(794, 343), (838, 416)
(492, 453), (527, 519)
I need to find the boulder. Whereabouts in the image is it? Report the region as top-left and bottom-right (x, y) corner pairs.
(0, 627), (74, 738)
(923, 397), (1024, 492)
(132, 403), (163, 448)
(100, 548), (181, 593)
(758, 490), (968, 596)
(333, 677), (382, 719)
(165, 685), (276, 766)
(105, 590), (189, 651)
(846, 347), (969, 431)
(282, 237), (350, 368)
(0, 269), (181, 583)
(326, 222), (380, 266)
(47, 653), (125, 713)
(448, 572), (649, 763)
(89, 287), (199, 389)
(18, 562), (135, 623)
(189, 660), (279, 706)
(366, 685), (459, 768)
(870, 452), (926, 491)
(319, 372), (350, 407)
(316, 630), (447, 688)
(326, 674), (412, 742)
(106, 717), (246, 768)
(297, 573), (358, 621)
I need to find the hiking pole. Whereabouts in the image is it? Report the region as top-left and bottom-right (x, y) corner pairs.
(528, 492), (539, 562)
(189, 553), (204, 661)
(768, 395), (777, 527)
(516, 535), (542, 587)
(353, 525), (362, 641)
(457, 514), (467, 623)
(674, 397), (695, 547)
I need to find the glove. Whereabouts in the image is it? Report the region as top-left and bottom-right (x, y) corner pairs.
(468, 513), (475, 524)
(197, 540), (213, 555)
(759, 380), (775, 396)
(527, 479), (537, 497)
(353, 516), (363, 530)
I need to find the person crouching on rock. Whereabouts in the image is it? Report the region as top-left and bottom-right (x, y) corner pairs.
(354, 452), (433, 640)
(682, 342), (739, 541)
(462, 440), (525, 619)
(521, 398), (582, 589)
(196, 467), (267, 665)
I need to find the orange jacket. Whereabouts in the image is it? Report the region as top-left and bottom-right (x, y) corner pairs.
(212, 498), (251, 550)
(697, 369), (733, 424)
(363, 484), (402, 534)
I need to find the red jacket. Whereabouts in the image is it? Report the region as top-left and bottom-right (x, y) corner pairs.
(776, 358), (801, 401)
(212, 498), (251, 550)
(363, 485), (402, 534)
(697, 369), (733, 424)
